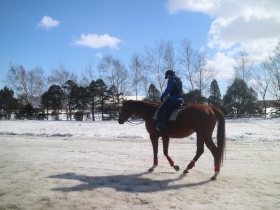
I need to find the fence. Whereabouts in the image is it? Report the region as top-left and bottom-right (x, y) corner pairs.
(0, 114), (144, 121)
(1, 112), (278, 121)
(224, 113), (278, 119)
(0, 115), (113, 121)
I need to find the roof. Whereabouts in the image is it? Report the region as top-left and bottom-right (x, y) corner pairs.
(123, 96), (146, 101)
(257, 100), (279, 108)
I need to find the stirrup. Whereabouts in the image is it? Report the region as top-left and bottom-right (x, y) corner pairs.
(156, 124), (166, 131)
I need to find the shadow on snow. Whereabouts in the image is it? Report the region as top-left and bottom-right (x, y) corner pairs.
(48, 171), (212, 193)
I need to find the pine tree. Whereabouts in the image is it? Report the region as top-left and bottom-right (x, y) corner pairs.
(183, 89), (206, 105)
(0, 86), (19, 119)
(88, 80), (98, 121)
(223, 78), (260, 114)
(144, 84), (161, 103)
(208, 79), (222, 108)
(95, 79), (110, 119)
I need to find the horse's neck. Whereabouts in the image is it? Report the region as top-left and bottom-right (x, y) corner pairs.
(132, 102), (157, 120)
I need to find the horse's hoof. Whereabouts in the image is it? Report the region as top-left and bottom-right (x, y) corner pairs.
(173, 165), (180, 171)
(210, 171), (220, 180)
(183, 169), (189, 174)
(148, 165), (157, 172)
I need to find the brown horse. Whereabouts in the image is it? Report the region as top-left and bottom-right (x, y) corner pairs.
(118, 100), (226, 180)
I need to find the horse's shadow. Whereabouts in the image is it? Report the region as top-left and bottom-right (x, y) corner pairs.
(48, 171), (212, 193)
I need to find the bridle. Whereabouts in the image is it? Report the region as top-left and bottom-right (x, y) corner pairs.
(125, 117), (145, 126)
(118, 108), (145, 126)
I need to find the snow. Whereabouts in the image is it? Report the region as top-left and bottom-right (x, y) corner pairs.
(0, 118), (280, 209)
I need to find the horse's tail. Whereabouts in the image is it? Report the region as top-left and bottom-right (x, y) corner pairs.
(212, 107), (226, 167)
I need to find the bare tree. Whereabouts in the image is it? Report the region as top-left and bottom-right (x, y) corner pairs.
(141, 71), (150, 96)
(32, 67), (45, 100)
(6, 64), (28, 100)
(27, 66), (45, 106)
(98, 55), (128, 104)
(48, 64), (78, 87)
(144, 40), (176, 93)
(178, 39), (198, 91)
(193, 52), (217, 96)
(262, 41), (280, 100)
(164, 40), (176, 71)
(144, 40), (165, 93)
(129, 53), (146, 100)
(80, 60), (95, 87)
(252, 64), (270, 116)
(5, 64), (45, 106)
(233, 50), (253, 82)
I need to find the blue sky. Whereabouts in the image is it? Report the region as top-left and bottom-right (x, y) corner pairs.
(1, 0), (280, 97)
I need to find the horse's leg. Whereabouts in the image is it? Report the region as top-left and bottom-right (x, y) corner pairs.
(162, 134), (180, 171)
(148, 134), (159, 171)
(183, 135), (204, 174)
(204, 137), (220, 180)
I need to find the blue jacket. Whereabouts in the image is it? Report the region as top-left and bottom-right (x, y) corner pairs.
(161, 74), (183, 101)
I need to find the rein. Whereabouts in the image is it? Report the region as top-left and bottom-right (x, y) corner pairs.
(124, 118), (145, 126)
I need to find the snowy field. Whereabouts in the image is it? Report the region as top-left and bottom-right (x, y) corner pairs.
(0, 118), (280, 210)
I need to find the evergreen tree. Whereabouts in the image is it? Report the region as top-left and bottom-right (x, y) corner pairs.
(63, 80), (79, 120)
(223, 78), (260, 115)
(75, 86), (89, 112)
(88, 80), (98, 121)
(95, 79), (110, 119)
(107, 85), (122, 119)
(24, 103), (34, 117)
(183, 89), (206, 105)
(271, 101), (280, 117)
(0, 86), (19, 119)
(41, 90), (51, 119)
(208, 79), (223, 108)
(42, 85), (64, 119)
(144, 84), (161, 103)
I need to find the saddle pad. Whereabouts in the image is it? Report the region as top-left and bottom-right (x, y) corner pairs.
(153, 108), (180, 121)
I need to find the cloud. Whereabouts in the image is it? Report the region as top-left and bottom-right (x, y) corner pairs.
(207, 52), (235, 80)
(166, 0), (280, 63)
(165, 0), (216, 15)
(38, 16), (60, 30)
(95, 53), (103, 58)
(73, 34), (121, 49)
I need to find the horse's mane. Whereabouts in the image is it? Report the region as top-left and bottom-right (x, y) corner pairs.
(124, 99), (159, 108)
(123, 100), (159, 117)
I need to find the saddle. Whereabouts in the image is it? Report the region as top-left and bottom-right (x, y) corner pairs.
(153, 105), (185, 121)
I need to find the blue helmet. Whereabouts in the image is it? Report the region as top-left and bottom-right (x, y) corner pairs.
(165, 70), (175, 79)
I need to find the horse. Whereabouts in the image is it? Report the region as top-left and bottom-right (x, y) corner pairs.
(118, 100), (226, 180)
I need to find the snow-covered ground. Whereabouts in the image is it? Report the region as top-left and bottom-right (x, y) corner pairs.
(0, 118), (279, 209)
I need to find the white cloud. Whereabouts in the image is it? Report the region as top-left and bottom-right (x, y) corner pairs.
(208, 15), (280, 50)
(165, 0), (216, 15)
(73, 34), (121, 49)
(166, 0), (280, 63)
(207, 52), (235, 80)
(37, 16), (60, 30)
(95, 53), (103, 58)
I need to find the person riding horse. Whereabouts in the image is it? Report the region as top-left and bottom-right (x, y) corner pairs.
(156, 70), (183, 131)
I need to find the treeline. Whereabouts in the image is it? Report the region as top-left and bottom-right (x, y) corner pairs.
(1, 39), (280, 120)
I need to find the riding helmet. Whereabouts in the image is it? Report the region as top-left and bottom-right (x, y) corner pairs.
(165, 70), (175, 79)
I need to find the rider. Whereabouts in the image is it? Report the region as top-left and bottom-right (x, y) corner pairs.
(156, 70), (183, 131)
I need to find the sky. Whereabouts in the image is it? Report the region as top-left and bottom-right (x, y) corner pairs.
(1, 0), (280, 97)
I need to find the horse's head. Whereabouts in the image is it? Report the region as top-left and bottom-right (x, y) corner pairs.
(118, 100), (134, 124)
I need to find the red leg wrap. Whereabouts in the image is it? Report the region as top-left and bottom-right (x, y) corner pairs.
(167, 157), (174, 166)
(187, 160), (195, 169)
(215, 166), (220, 172)
(154, 158), (158, 165)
